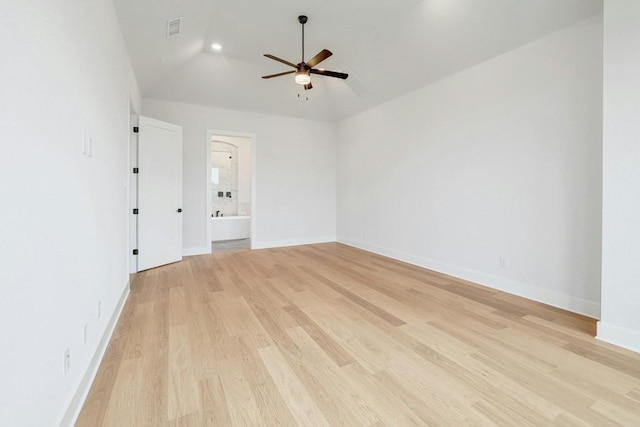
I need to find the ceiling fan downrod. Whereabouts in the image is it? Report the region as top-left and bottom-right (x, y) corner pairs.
(299, 15), (307, 63)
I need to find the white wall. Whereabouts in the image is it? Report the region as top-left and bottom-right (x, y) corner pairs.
(142, 99), (337, 252)
(598, 1), (640, 353)
(337, 17), (603, 317)
(0, 1), (139, 426)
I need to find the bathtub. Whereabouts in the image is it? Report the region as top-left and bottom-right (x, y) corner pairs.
(211, 215), (251, 241)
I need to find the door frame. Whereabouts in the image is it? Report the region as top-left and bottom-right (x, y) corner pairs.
(206, 129), (257, 251)
(128, 105), (139, 274)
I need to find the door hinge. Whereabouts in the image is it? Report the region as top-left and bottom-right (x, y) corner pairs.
(133, 126), (139, 133)
(133, 249), (139, 255)
(133, 208), (139, 215)
(133, 167), (139, 174)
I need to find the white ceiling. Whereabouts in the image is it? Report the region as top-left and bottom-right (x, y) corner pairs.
(113, 0), (602, 122)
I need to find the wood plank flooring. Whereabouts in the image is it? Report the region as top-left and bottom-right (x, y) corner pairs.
(76, 243), (640, 426)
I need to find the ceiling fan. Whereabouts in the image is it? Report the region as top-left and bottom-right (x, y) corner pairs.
(262, 15), (348, 90)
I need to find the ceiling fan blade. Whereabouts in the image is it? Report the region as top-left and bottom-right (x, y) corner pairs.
(310, 69), (348, 79)
(262, 70), (296, 79)
(305, 49), (332, 69)
(264, 54), (298, 69)
(304, 82), (313, 90)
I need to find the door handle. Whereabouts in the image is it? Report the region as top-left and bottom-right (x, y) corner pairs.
(176, 208), (182, 213)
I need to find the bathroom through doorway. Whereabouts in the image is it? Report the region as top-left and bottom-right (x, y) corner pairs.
(206, 130), (255, 253)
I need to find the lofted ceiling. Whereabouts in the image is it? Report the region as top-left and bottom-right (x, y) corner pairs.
(113, 0), (602, 122)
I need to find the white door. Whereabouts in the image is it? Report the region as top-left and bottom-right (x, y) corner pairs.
(138, 116), (183, 271)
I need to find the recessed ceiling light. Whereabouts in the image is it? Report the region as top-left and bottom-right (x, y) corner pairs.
(211, 43), (222, 51)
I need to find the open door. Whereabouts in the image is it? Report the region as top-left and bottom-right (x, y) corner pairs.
(137, 116), (183, 271)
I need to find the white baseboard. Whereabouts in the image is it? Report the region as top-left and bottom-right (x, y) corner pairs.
(252, 236), (336, 250)
(338, 237), (601, 319)
(59, 282), (130, 427)
(183, 246), (211, 256)
(597, 321), (640, 353)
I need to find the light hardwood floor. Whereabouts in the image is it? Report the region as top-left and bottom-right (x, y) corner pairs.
(76, 243), (640, 426)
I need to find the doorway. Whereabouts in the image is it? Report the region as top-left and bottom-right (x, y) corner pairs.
(206, 130), (256, 253)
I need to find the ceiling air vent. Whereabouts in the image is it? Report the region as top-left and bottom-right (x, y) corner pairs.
(167, 18), (182, 37)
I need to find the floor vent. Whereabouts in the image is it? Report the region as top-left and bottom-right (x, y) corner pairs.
(167, 18), (182, 37)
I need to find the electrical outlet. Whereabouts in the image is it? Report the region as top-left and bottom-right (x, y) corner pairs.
(97, 301), (101, 319)
(63, 348), (71, 375)
(499, 256), (508, 268)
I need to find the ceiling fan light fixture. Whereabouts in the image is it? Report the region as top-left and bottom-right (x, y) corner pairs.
(294, 70), (311, 85)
